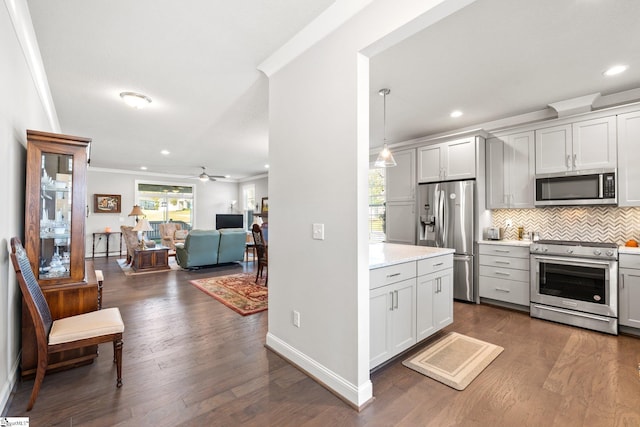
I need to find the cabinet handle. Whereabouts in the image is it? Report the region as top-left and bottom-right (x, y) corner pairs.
(495, 287), (511, 293)
(573, 154), (577, 168)
(494, 249), (510, 253)
(566, 155), (571, 169)
(495, 260), (511, 265)
(386, 272), (401, 278)
(495, 271), (511, 276)
(394, 290), (399, 309)
(433, 262), (444, 267)
(389, 292), (394, 311)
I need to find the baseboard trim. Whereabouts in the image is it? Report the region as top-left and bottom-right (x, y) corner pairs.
(265, 332), (372, 410)
(0, 353), (21, 416)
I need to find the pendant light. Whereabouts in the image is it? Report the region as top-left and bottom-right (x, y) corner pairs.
(374, 88), (397, 168)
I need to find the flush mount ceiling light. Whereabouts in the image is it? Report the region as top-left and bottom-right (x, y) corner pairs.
(119, 91), (152, 109)
(450, 110), (463, 118)
(603, 64), (628, 76)
(375, 88), (397, 168)
(160, 149), (170, 155)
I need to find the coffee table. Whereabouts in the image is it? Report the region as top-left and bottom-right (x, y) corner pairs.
(132, 246), (170, 272)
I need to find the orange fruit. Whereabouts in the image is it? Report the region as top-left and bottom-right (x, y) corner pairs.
(625, 239), (638, 247)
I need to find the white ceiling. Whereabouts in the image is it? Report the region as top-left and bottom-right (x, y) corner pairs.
(27, 0), (640, 179)
(369, 0), (640, 148)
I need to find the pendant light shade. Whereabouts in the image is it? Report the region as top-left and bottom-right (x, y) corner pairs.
(374, 88), (397, 168)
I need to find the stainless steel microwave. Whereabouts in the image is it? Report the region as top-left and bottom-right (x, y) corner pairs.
(535, 169), (617, 206)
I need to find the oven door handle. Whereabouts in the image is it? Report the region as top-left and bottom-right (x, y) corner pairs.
(531, 255), (614, 268)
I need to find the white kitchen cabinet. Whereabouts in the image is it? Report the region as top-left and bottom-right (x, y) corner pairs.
(386, 149), (416, 202)
(535, 117), (616, 174)
(417, 137), (476, 183)
(416, 267), (453, 341)
(619, 254), (640, 330)
(486, 131), (535, 209)
(385, 201), (416, 244)
(369, 277), (416, 368)
(617, 111), (640, 206)
(370, 252), (454, 369)
(479, 243), (530, 307)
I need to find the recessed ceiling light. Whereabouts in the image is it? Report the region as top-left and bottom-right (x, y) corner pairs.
(119, 91), (152, 109)
(603, 65), (628, 76)
(450, 110), (463, 118)
(224, 174), (231, 179)
(264, 164), (270, 169)
(160, 150), (170, 155)
(140, 166), (148, 170)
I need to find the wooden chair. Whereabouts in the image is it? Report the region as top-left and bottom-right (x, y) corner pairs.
(252, 224), (268, 285)
(9, 237), (124, 411)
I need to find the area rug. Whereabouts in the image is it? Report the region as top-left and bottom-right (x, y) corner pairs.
(116, 258), (181, 276)
(403, 332), (503, 391)
(189, 273), (267, 316)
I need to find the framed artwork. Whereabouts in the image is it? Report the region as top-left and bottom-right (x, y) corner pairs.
(261, 197), (269, 213)
(94, 194), (121, 213)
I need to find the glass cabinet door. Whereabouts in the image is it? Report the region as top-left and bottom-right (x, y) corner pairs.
(38, 152), (73, 279)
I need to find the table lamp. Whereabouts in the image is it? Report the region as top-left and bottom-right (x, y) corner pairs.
(132, 218), (153, 249)
(128, 205), (144, 223)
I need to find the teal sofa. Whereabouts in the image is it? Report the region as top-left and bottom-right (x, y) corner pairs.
(175, 228), (246, 269)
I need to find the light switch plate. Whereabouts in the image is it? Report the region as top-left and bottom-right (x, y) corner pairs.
(312, 223), (325, 240)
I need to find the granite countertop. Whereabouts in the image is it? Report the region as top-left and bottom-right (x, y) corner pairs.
(479, 239), (532, 246)
(369, 243), (454, 269)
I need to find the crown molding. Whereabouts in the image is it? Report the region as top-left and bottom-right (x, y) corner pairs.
(5, 0), (60, 132)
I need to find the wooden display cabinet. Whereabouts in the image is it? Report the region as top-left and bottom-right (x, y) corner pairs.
(21, 130), (99, 377)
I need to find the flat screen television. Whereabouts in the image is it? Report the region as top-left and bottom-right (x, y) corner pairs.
(216, 213), (244, 230)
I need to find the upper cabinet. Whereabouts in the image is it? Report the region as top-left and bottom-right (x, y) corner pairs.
(617, 110), (640, 206)
(385, 149), (415, 202)
(535, 116), (616, 174)
(486, 131), (535, 209)
(417, 137), (476, 183)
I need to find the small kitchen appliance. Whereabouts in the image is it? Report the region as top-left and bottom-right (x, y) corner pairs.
(486, 227), (503, 240)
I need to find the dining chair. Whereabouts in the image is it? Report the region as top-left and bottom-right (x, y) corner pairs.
(251, 224), (268, 285)
(9, 237), (125, 411)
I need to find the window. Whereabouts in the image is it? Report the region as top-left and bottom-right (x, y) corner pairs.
(369, 168), (386, 242)
(136, 182), (195, 241)
(242, 184), (256, 231)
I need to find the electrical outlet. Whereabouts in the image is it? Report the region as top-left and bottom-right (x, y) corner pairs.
(293, 310), (301, 327)
(505, 219), (513, 227)
(312, 223), (325, 240)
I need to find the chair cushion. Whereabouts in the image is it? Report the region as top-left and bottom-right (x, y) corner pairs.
(174, 229), (189, 240)
(49, 307), (124, 345)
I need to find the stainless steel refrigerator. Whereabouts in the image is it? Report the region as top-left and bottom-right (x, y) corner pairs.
(417, 180), (475, 302)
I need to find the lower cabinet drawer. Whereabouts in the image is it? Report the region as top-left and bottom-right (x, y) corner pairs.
(479, 265), (529, 283)
(370, 261), (416, 290)
(479, 276), (529, 306)
(480, 254), (529, 270)
(417, 255), (454, 276)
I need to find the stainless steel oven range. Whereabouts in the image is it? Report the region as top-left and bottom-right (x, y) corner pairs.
(530, 240), (618, 335)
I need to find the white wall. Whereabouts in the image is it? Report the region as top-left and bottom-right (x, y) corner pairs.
(0, 0), (55, 412)
(86, 169), (241, 256)
(265, 0), (477, 407)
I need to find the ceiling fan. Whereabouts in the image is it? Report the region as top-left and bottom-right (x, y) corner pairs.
(194, 166), (226, 182)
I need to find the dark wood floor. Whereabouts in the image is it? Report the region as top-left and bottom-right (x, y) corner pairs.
(4, 256), (640, 426)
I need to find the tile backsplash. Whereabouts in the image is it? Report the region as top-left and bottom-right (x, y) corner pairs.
(491, 207), (640, 245)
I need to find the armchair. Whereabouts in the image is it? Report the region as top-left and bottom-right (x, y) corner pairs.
(121, 225), (155, 265)
(159, 222), (186, 250)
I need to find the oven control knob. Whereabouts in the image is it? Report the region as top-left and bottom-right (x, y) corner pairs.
(543, 247), (548, 252)
(594, 249), (602, 256)
(606, 250), (615, 257)
(566, 248), (574, 254)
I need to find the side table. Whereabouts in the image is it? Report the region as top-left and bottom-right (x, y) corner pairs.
(92, 231), (123, 258)
(132, 247), (170, 272)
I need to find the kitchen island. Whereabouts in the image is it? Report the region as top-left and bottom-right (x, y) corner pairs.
(369, 243), (455, 369)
